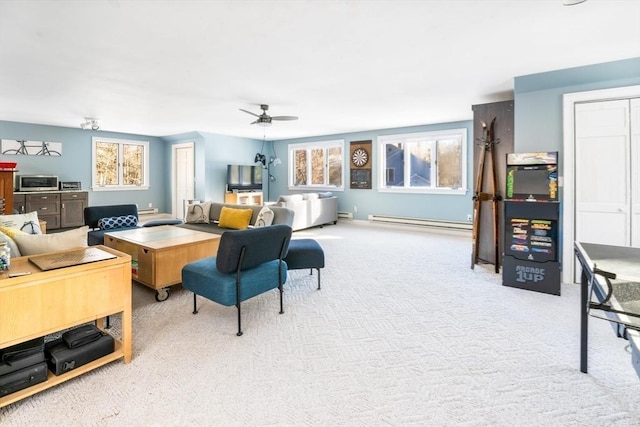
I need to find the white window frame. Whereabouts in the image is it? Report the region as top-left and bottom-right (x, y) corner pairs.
(287, 139), (345, 191)
(91, 137), (150, 191)
(377, 129), (467, 195)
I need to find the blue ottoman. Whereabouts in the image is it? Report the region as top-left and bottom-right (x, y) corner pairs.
(284, 239), (324, 290)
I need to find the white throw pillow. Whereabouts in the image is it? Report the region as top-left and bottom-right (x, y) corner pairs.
(0, 230), (21, 257)
(0, 211), (42, 234)
(254, 206), (274, 228)
(184, 202), (211, 224)
(13, 226), (88, 256)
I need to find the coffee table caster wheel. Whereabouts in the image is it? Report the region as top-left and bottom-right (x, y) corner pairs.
(155, 288), (169, 302)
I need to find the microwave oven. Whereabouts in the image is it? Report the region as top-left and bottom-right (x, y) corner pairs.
(16, 175), (59, 192)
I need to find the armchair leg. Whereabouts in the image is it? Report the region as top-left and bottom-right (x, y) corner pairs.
(192, 293), (198, 314)
(316, 268), (321, 290)
(279, 284), (284, 314)
(236, 302), (243, 336)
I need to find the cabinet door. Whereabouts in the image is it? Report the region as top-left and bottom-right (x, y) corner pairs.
(13, 194), (26, 214)
(61, 193), (88, 228)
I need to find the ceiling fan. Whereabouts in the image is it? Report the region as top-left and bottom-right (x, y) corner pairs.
(239, 104), (298, 127)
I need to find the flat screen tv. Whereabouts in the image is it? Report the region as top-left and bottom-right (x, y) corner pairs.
(226, 164), (263, 192)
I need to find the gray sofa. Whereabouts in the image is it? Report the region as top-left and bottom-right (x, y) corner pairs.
(178, 201), (294, 235)
(275, 192), (338, 231)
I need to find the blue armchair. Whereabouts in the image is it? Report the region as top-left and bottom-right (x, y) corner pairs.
(181, 224), (292, 336)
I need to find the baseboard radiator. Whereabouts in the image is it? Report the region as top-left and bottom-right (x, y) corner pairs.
(338, 211), (353, 219)
(138, 207), (159, 216)
(368, 214), (472, 231)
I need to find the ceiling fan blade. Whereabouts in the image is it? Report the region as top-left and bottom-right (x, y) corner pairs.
(271, 116), (298, 121)
(250, 119), (259, 125)
(239, 108), (260, 118)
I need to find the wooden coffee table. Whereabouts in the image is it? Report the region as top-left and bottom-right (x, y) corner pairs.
(104, 225), (220, 301)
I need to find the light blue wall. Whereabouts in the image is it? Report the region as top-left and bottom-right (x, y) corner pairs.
(270, 120), (475, 222)
(514, 57), (640, 157)
(161, 132), (264, 204)
(0, 120), (168, 210)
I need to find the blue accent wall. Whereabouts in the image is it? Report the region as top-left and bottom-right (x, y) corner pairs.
(2, 57), (637, 224)
(0, 120), (168, 209)
(270, 120), (474, 222)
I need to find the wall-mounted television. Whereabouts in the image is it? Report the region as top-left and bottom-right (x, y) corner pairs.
(226, 164), (263, 192)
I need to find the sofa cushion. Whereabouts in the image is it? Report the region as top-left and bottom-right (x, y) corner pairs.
(98, 215), (138, 230)
(218, 206), (253, 230)
(13, 226), (89, 256)
(0, 230), (21, 257)
(254, 206), (274, 228)
(277, 194), (304, 203)
(185, 202), (211, 224)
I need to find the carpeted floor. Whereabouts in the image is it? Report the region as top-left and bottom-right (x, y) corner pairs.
(1, 222), (639, 426)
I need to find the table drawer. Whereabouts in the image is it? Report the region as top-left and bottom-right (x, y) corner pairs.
(26, 193), (60, 203)
(61, 192), (88, 201)
(28, 201), (60, 216)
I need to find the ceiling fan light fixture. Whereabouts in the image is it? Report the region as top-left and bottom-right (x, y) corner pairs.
(81, 117), (100, 130)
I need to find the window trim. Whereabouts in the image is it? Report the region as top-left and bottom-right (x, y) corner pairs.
(377, 129), (468, 195)
(287, 139), (345, 191)
(91, 137), (150, 191)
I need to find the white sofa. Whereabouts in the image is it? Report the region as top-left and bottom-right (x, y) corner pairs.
(275, 192), (338, 231)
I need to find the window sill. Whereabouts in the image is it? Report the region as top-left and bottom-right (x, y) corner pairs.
(377, 187), (468, 196)
(91, 186), (150, 191)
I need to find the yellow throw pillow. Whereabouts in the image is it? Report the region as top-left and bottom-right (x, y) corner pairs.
(218, 207), (253, 230)
(0, 226), (27, 240)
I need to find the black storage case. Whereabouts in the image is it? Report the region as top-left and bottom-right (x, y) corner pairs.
(46, 334), (115, 375)
(0, 337), (45, 377)
(0, 362), (48, 397)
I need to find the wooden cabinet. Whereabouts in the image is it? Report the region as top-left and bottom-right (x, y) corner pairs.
(26, 193), (60, 229)
(0, 170), (15, 215)
(13, 191), (88, 230)
(0, 246), (132, 407)
(224, 191), (263, 205)
(61, 192), (88, 228)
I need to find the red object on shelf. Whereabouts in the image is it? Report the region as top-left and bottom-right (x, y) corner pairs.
(0, 162), (17, 169)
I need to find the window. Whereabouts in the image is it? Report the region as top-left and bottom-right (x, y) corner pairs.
(288, 139), (344, 190)
(92, 137), (149, 191)
(378, 129), (467, 194)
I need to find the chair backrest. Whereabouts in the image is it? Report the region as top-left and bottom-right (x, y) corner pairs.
(216, 224), (292, 274)
(84, 204), (139, 229)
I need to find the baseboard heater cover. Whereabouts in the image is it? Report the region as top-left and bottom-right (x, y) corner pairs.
(338, 211), (353, 219)
(138, 207), (159, 216)
(368, 214), (472, 231)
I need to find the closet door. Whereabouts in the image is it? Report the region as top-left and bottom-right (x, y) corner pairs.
(631, 98), (640, 246)
(575, 99), (632, 247)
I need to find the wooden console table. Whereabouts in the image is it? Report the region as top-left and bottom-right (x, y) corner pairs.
(0, 246), (132, 407)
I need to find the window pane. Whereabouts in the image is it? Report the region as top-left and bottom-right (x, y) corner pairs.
(328, 147), (342, 186)
(96, 142), (118, 186)
(294, 149), (307, 185)
(408, 142), (431, 187)
(123, 144), (144, 185)
(385, 142), (404, 186)
(436, 139), (462, 188)
(311, 149), (325, 185)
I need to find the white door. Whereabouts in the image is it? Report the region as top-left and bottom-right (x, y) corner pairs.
(172, 143), (195, 220)
(631, 98), (640, 246)
(575, 99), (632, 247)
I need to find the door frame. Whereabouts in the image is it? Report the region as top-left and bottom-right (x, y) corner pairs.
(561, 85), (640, 284)
(171, 142), (195, 219)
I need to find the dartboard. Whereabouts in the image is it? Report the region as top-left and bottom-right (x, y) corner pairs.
(351, 148), (369, 167)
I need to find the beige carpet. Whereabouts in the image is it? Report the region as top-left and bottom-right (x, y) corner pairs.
(1, 222), (639, 426)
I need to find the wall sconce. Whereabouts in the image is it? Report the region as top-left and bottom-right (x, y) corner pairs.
(80, 117), (100, 130)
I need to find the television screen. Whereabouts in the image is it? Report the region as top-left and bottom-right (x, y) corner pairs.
(227, 164), (263, 191)
(506, 165), (557, 201)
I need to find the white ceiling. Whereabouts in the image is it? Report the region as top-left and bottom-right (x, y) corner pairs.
(1, 0), (639, 141)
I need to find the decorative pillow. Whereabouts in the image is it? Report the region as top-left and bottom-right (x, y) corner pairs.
(0, 230), (21, 257)
(318, 191), (334, 198)
(0, 226), (27, 240)
(185, 202), (211, 224)
(97, 215), (139, 230)
(13, 226), (89, 256)
(218, 206), (253, 230)
(254, 206), (274, 228)
(0, 211), (42, 234)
